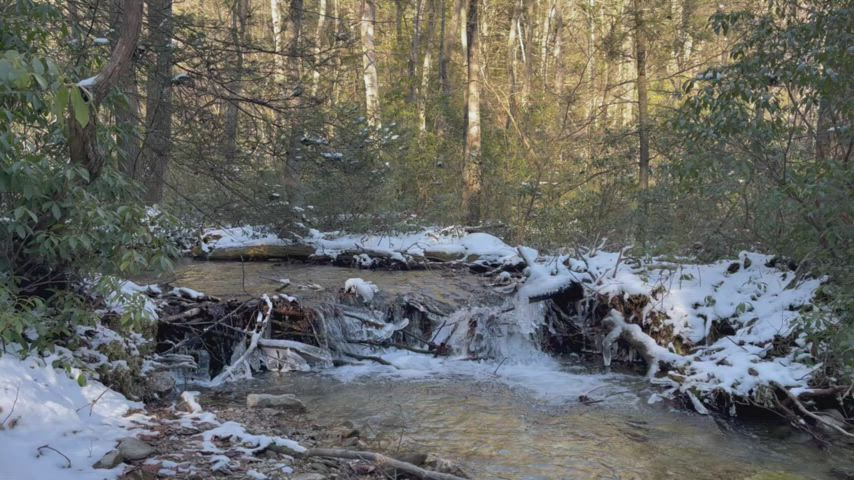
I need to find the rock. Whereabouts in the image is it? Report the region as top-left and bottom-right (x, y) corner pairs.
(425, 454), (470, 478)
(246, 393), (307, 413)
(117, 437), (155, 461)
(145, 371), (176, 397)
(726, 262), (741, 274)
(93, 449), (124, 469)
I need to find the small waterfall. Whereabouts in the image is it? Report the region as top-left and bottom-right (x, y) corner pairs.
(312, 289), (553, 365)
(432, 296), (552, 364)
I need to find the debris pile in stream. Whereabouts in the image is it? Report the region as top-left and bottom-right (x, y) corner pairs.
(170, 227), (854, 444)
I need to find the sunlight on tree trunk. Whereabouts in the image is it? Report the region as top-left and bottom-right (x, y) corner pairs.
(462, 0), (482, 225)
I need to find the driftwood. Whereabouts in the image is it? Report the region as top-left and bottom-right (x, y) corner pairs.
(304, 448), (467, 480)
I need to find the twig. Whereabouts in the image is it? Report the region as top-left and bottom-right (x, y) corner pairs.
(2, 385), (20, 426)
(340, 351), (396, 367)
(36, 445), (72, 468)
(492, 357), (507, 375)
(76, 388), (110, 416)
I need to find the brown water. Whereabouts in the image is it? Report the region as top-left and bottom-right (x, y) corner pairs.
(163, 258), (493, 308)
(171, 260), (852, 480)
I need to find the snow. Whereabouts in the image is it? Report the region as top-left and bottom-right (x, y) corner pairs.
(199, 226), (288, 253)
(77, 75), (98, 88)
(304, 227), (522, 265)
(515, 246), (824, 400)
(0, 352), (145, 480)
(201, 421), (305, 456)
(105, 280), (159, 321)
(344, 278), (379, 303)
(93, 37), (109, 46)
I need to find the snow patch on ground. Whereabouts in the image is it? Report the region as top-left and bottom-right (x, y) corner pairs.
(0, 352), (146, 480)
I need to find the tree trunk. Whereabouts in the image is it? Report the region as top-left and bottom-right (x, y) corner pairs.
(360, 0), (381, 128)
(110, 0), (142, 179)
(462, 0), (482, 225)
(517, 5), (531, 108)
(311, 0), (327, 97)
(418, 0), (437, 133)
(506, 0), (520, 128)
(439, 0), (450, 95)
(552, 0), (564, 95)
(408, 0), (425, 102)
(271, 0), (284, 82)
(69, 0), (144, 182)
(634, 0), (650, 248)
(458, 0), (467, 68)
(634, 0), (649, 191)
(586, 0), (597, 123)
(284, 0), (304, 205)
(141, 0), (174, 204)
(224, 0), (249, 164)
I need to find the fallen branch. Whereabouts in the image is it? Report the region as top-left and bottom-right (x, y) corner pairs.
(209, 296), (272, 386)
(773, 381), (854, 439)
(304, 448), (467, 480)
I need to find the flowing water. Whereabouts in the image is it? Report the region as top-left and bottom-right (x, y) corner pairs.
(170, 260), (853, 480)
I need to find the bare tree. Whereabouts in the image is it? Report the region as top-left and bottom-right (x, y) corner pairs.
(462, 0), (481, 224)
(418, 0), (437, 133)
(360, 0), (381, 128)
(223, 0), (249, 163)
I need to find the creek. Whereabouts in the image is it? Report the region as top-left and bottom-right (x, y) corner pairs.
(169, 259), (851, 480)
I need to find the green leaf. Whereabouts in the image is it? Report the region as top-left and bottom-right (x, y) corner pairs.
(70, 86), (89, 127)
(77, 374), (87, 387)
(52, 85), (69, 119)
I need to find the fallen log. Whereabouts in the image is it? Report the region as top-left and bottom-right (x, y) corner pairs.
(202, 244), (316, 261)
(304, 448), (468, 480)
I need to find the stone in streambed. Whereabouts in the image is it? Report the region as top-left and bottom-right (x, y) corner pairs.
(117, 437), (155, 461)
(246, 393), (307, 412)
(93, 449), (124, 469)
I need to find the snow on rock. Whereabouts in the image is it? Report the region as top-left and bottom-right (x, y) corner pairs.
(201, 421), (305, 456)
(344, 278), (379, 303)
(0, 352), (146, 480)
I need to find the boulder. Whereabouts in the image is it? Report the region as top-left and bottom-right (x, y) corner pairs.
(246, 393), (307, 413)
